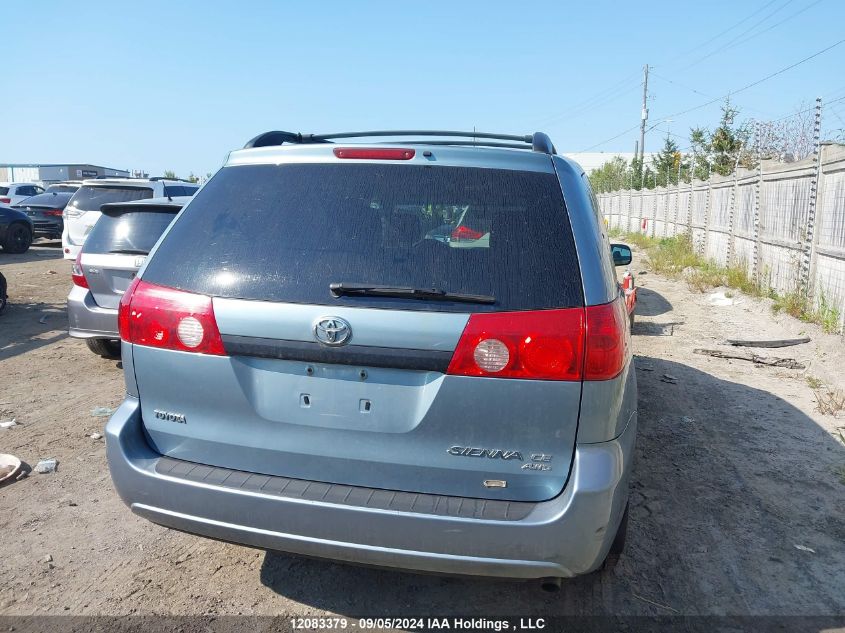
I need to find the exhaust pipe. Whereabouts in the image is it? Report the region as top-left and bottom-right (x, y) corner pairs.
(540, 577), (562, 593)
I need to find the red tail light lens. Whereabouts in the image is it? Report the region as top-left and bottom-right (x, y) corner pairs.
(584, 299), (629, 380)
(118, 279), (226, 355)
(447, 299), (629, 381)
(450, 225), (484, 241)
(44, 208), (64, 216)
(71, 252), (88, 288)
(333, 148), (415, 160)
(447, 309), (585, 381)
(0, 197), (10, 204)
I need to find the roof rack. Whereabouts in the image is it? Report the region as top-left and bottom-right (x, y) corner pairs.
(243, 130), (556, 155)
(148, 176), (194, 183)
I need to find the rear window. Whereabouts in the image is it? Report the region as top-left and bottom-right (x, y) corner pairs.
(67, 185), (153, 212)
(142, 163), (583, 312)
(0, 187), (9, 195)
(83, 209), (178, 255)
(14, 192), (71, 208)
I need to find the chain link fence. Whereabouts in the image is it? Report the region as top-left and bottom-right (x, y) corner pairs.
(597, 142), (845, 330)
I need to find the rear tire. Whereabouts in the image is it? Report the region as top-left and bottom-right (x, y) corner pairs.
(3, 223), (32, 254)
(86, 338), (121, 359)
(601, 502), (629, 572)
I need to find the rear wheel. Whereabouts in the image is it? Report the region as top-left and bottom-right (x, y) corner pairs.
(86, 338), (121, 359)
(3, 223), (32, 254)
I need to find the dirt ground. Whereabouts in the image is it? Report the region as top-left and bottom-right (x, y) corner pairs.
(1, 242), (844, 619)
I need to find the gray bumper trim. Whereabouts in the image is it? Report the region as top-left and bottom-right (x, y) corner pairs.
(156, 456), (534, 521)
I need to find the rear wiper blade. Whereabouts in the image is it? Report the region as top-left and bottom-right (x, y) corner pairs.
(108, 248), (149, 255)
(330, 282), (495, 304)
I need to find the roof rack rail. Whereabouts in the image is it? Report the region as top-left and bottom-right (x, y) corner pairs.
(243, 130), (556, 155)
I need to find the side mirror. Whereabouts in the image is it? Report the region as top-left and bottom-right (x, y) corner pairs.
(610, 243), (632, 267)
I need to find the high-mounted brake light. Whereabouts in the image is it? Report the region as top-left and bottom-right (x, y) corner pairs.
(118, 279), (226, 355)
(333, 148), (415, 160)
(447, 298), (629, 382)
(71, 252), (88, 288)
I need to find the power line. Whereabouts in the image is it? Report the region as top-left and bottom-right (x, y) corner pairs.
(656, 38), (845, 121)
(728, 0), (825, 50)
(678, 0), (797, 71)
(672, 0), (780, 60)
(531, 73), (641, 128)
(582, 39), (845, 152)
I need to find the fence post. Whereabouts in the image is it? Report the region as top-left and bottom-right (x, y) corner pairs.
(753, 122), (763, 285)
(651, 188), (657, 238)
(804, 97), (824, 302)
(702, 176), (713, 257)
(727, 173), (738, 268)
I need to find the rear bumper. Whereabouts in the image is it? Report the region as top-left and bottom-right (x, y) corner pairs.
(106, 397), (636, 579)
(67, 285), (118, 339)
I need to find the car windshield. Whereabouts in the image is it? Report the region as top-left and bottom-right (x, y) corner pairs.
(67, 185), (153, 212)
(141, 163), (584, 313)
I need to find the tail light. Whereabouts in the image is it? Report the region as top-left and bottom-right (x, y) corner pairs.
(583, 299), (629, 380)
(44, 209), (64, 216)
(447, 299), (629, 381)
(71, 252), (88, 288)
(450, 225), (484, 241)
(118, 279), (226, 356)
(0, 197), (10, 204)
(447, 308), (585, 380)
(333, 148), (415, 160)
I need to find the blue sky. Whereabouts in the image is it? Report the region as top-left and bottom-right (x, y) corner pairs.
(3, 0), (844, 177)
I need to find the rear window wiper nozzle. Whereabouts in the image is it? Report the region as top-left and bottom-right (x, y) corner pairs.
(330, 282), (495, 304)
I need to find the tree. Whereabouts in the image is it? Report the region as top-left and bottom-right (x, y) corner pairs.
(187, 172), (199, 183)
(588, 156), (631, 193)
(163, 169), (177, 179)
(709, 98), (750, 176)
(651, 136), (683, 187)
(754, 103), (816, 162)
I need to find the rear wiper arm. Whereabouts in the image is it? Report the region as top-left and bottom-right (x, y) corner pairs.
(108, 248), (149, 255)
(330, 282), (495, 304)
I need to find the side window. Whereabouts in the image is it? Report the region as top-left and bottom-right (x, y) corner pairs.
(164, 186), (184, 197)
(18, 186), (35, 196)
(183, 186), (199, 196)
(35, 186), (45, 194)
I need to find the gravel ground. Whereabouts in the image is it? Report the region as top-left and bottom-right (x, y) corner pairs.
(0, 243), (843, 620)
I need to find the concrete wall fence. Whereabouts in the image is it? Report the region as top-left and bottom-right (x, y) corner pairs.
(597, 142), (845, 329)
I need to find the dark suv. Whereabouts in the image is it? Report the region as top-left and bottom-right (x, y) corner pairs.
(106, 130), (637, 585)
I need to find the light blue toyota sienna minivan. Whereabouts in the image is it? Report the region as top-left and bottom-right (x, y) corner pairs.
(105, 130), (637, 588)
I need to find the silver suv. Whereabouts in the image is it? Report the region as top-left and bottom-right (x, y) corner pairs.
(105, 130), (637, 585)
(68, 197), (189, 358)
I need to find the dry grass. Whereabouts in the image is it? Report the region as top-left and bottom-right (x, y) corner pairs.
(611, 230), (841, 332)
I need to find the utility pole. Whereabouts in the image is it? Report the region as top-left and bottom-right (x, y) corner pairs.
(639, 64), (649, 165)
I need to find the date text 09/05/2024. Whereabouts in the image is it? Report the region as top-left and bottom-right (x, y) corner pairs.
(290, 617), (548, 630)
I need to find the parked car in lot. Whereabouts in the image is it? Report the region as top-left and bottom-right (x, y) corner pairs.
(0, 182), (45, 206)
(68, 197), (189, 358)
(106, 129), (637, 587)
(0, 205), (34, 253)
(62, 178), (198, 260)
(13, 191), (73, 240)
(45, 181), (83, 194)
